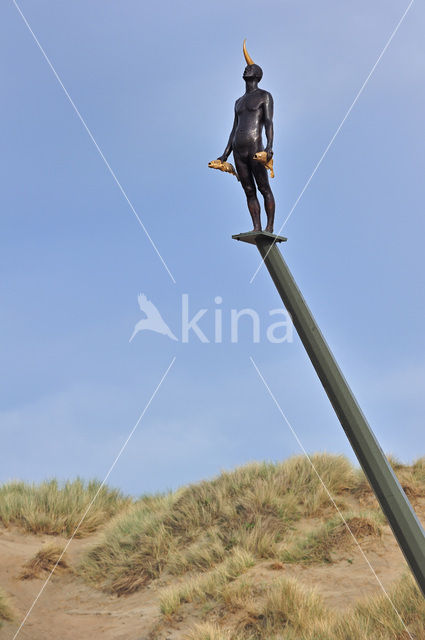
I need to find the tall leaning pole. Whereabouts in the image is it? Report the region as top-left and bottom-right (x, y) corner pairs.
(209, 40), (425, 598)
(234, 230), (425, 599)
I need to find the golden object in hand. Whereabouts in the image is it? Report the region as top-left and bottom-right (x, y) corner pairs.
(253, 151), (274, 178)
(208, 159), (239, 181)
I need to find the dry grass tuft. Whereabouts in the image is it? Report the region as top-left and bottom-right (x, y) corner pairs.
(167, 527), (227, 575)
(386, 455), (425, 499)
(0, 589), (14, 626)
(0, 479), (130, 537)
(237, 576), (334, 639)
(19, 544), (69, 580)
(412, 456), (425, 483)
(334, 572), (424, 639)
(184, 622), (233, 640)
(221, 577), (257, 612)
(386, 453), (405, 471)
(355, 456), (425, 504)
(281, 511), (384, 564)
(159, 548), (255, 615)
(78, 495), (178, 594)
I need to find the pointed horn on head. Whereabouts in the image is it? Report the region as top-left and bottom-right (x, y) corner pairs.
(243, 39), (255, 66)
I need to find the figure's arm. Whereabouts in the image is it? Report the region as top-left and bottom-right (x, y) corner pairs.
(263, 93), (274, 162)
(218, 105), (238, 162)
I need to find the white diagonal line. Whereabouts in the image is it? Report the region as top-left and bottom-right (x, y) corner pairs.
(11, 356), (176, 640)
(250, 356), (414, 640)
(250, 0), (415, 283)
(12, 0), (176, 284)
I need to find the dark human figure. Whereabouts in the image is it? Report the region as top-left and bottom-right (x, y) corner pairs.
(218, 41), (275, 232)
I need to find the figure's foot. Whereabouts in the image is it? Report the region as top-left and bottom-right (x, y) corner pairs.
(265, 226), (274, 233)
(253, 226), (262, 232)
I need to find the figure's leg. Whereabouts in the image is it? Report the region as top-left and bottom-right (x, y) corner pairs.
(251, 161), (275, 233)
(234, 153), (261, 231)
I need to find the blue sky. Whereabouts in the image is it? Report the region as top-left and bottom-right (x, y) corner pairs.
(1, 0), (424, 496)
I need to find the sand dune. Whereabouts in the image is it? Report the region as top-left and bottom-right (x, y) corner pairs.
(1, 455), (424, 639)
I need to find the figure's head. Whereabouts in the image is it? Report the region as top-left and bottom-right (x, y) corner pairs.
(243, 39), (263, 82)
(243, 64), (263, 82)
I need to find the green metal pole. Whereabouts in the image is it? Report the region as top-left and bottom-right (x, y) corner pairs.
(234, 230), (425, 598)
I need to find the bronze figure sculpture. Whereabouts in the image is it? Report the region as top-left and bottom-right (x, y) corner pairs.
(210, 40), (275, 233)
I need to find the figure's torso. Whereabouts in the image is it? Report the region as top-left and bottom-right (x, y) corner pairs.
(233, 89), (269, 154)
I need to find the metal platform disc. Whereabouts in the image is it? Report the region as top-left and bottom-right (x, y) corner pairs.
(232, 230), (287, 245)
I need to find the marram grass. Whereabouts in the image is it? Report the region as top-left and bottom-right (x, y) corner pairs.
(281, 510), (385, 564)
(79, 454), (361, 593)
(1, 452), (424, 639)
(159, 548), (255, 615)
(182, 573), (423, 640)
(0, 589), (14, 626)
(19, 544), (69, 580)
(76, 453), (424, 638)
(0, 478), (130, 537)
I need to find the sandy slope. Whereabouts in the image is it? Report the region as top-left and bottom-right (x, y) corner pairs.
(0, 500), (424, 640)
(0, 528), (161, 640)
